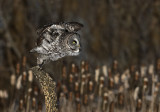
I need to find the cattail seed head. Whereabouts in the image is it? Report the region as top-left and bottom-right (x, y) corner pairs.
(149, 64), (154, 75)
(28, 70), (33, 82)
(16, 63), (20, 75)
(11, 74), (16, 86)
(22, 56), (27, 67)
(102, 65), (108, 77)
(16, 75), (22, 89)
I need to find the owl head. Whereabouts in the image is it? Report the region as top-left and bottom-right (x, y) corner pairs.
(30, 22), (83, 67)
(60, 32), (81, 56)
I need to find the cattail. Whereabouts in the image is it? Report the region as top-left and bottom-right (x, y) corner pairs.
(102, 93), (108, 111)
(108, 91), (114, 102)
(119, 86), (124, 93)
(100, 76), (104, 83)
(130, 65), (135, 73)
(102, 65), (108, 77)
(62, 66), (67, 77)
(154, 75), (158, 83)
(88, 81), (94, 103)
(59, 92), (67, 112)
(80, 75), (85, 95)
(89, 81), (93, 92)
(135, 71), (139, 81)
(22, 56), (27, 72)
(28, 88), (32, 93)
(143, 77), (148, 86)
(123, 69), (130, 75)
(83, 94), (88, 105)
(151, 68), (156, 112)
(0, 90), (2, 98)
(140, 66), (147, 77)
(81, 74), (86, 82)
(62, 66), (67, 85)
(114, 73), (119, 84)
(81, 61), (85, 73)
(109, 78), (114, 89)
(28, 70), (33, 82)
(118, 93), (124, 106)
(95, 67), (100, 83)
(121, 73), (129, 89)
(16, 75), (22, 89)
(75, 92), (80, 103)
(148, 64), (154, 75)
(154, 85), (159, 93)
(19, 99), (24, 111)
(32, 97), (36, 109)
(22, 72), (27, 82)
(86, 73), (91, 83)
(22, 56), (27, 67)
(26, 87), (32, 112)
(75, 82), (79, 93)
(121, 73), (126, 83)
(62, 85), (68, 95)
(71, 63), (76, 74)
(10, 74), (16, 86)
(33, 86), (38, 96)
(38, 102), (42, 112)
(134, 87), (139, 100)
(156, 59), (160, 72)
(76, 102), (81, 112)
(69, 74), (74, 91)
(99, 77), (104, 96)
(136, 99), (142, 111)
(3, 90), (8, 99)
(68, 91), (73, 101)
(113, 60), (118, 73)
(85, 61), (89, 72)
(69, 74), (73, 83)
(109, 101), (114, 112)
(98, 83), (103, 96)
(16, 63), (20, 75)
(0, 90), (8, 99)
(108, 68), (112, 78)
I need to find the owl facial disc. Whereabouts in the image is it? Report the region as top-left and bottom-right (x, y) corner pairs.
(67, 33), (81, 53)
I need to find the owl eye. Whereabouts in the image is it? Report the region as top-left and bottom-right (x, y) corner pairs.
(72, 40), (77, 44)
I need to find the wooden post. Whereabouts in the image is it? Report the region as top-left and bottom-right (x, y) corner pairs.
(31, 66), (58, 112)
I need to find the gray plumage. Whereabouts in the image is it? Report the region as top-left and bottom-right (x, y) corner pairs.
(30, 22), (83, 67)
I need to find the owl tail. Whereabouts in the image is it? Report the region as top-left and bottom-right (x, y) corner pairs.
(30, 47), (45, 54)
(29, 48), (35, 53)
(30, 47), (38, 53)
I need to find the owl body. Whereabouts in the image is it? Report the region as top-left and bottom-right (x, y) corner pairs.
(30, 22), (83, 67)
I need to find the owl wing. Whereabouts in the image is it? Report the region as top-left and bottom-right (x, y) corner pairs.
(36, 22), (83, 37)
(37, 22), (83, 35)
(30, 37), (61, 55)
(63, 22), (83, 32)
(36, 22), (64, 46)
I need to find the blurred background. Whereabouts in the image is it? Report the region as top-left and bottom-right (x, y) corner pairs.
(0, 0), (160, 112)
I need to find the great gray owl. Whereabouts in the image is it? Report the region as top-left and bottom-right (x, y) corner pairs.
(30, 22), (83, 68)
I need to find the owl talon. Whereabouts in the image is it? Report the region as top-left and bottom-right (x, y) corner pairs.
(38, 62), (44, 70)
(38, 65), (43, 70)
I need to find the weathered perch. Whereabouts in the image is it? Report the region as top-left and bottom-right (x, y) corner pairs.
(30, 66), (58, 112)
